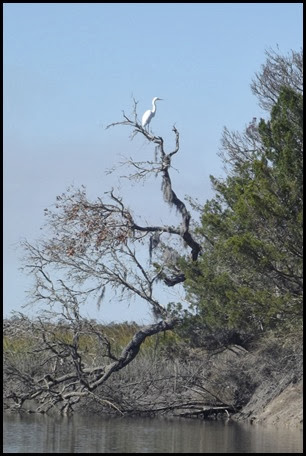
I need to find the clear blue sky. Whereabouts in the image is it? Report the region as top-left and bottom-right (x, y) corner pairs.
(4, 3), (303, 323)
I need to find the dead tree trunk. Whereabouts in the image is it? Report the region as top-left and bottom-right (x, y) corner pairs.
(4, 100), (201, 414)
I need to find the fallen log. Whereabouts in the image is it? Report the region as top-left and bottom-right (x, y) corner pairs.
(176, 406), (235, 419)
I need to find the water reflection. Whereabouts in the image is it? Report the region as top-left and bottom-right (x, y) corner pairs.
(3, 413), (303, 453)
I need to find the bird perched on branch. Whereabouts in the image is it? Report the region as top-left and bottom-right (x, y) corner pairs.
(141, 97), (163, 130)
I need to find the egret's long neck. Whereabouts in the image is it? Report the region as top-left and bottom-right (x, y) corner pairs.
(152, 99), (157, 113)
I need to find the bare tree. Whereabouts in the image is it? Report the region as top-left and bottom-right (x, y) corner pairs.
(251, 47), (303, 111)
(219, 48), (303, 176)
(4, 101), (202, 414)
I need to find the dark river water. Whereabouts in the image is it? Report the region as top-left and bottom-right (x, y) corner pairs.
(3, 413), (303, 453)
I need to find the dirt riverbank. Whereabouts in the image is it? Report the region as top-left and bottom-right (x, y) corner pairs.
(237, 379), (303, 428)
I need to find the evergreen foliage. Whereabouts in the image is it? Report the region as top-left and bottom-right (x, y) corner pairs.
(180, 50), (303, 334)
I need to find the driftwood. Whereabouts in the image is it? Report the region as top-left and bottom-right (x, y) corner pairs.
(177, 406), (235, 419)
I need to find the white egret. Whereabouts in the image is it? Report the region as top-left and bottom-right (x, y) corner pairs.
(141, 97), (163, 130)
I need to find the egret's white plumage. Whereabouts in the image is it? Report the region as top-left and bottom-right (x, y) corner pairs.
(141, 97), (163, 130)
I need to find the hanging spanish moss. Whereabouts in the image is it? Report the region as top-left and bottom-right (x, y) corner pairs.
(149, 231), (161, 262)
(161, 177), (173, 205)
